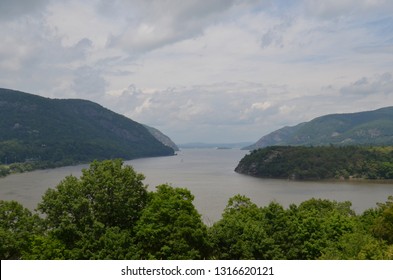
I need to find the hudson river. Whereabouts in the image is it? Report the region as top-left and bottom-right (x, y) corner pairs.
(1, 148), (392, 222)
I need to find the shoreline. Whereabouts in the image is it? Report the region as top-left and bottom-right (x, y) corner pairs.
(0, 153), (177, 179)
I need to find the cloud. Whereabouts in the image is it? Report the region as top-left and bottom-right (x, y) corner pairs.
(0, 13), (95, 97)
(102, 82), (297, 142)
(0, 0), (49, 21)
(1, 0), (393, 143)
(106, 0), (269, 53)
(340, 72), (393, 96)
(72, 66), (107, 98)
(302, 0), (393, 19)
(105, 2), (218, 52)
(251, 101), (272, 111)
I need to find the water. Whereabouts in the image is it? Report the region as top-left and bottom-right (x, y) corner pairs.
(1, 148), (392, 222)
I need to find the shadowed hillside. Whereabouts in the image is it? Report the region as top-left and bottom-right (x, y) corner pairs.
(0, 88), (174, 170)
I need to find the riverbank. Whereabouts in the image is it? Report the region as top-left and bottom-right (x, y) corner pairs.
(0, 160), (82, 178)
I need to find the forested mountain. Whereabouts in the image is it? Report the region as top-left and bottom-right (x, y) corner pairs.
(0, 88), (174, 169)
(144, 125), (179, 151)
(245, 107), (393, 150)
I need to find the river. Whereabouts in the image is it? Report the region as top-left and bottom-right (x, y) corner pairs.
(0, 148), (392, 222)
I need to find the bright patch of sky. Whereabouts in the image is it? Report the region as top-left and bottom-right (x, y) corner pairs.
(1, 0), (392, 143)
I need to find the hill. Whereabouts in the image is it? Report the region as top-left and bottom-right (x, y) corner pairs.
(235, 145), (393, 180)
(245, 107), (393, 150)
(144, 125), (179, 151)
(0, 88), (174, 170)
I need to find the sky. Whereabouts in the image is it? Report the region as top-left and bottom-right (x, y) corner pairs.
(1, 0), (393, 144)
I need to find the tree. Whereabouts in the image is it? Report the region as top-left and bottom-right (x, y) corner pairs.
(133, 184), (210, 259)
(209, 195), (279, 259)
(0, 165), (10, 177)
(78, 159), (148, 229)
(37, 159), (148, 258)
(0, 200), (41, 259)
(373, 196), (393, 244)
(320, 232), (392, 260)
(284, 199), (356, 259)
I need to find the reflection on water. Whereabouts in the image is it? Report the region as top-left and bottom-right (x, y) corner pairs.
(1, 149), (392, 222)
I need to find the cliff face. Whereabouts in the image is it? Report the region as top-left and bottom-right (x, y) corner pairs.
(143, 125), (179, 151)
(0, 88), (174, 165)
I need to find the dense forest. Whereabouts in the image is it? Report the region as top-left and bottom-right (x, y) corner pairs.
(235, 145), (393, 180)
(1, 159), (393, 260)
(0, 88), (174, 177)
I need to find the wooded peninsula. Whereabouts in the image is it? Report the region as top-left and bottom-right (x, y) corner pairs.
(235, 145), (393, 180)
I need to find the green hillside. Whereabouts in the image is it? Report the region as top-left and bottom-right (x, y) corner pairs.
(235, 145), (393, 180)
(245, 107), (393, 150)
(144, 125), (179, 151)
(0, 88), (174, 172)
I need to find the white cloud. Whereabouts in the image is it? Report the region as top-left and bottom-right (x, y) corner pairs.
(1, 0), (393, 143)
(251, 102), (272, 111)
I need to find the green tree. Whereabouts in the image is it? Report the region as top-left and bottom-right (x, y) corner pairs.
(284, 199), (356, 259)
(22, 234), (67, 260)
(320, 232), (392, 260)
(209, 195), (280, 259)
(133, 184), (210, 260)
(373, 196), (393, 244)
(78, 159), (148, 229)
(0, 165), (10, 177)
(37, 159), (148, 258)
(0, 200), (41, 259)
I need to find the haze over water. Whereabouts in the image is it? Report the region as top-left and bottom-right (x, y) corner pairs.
(1, 148), (392, 222)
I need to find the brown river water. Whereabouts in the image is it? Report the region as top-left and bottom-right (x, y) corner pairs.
(1, 148), (392, 223)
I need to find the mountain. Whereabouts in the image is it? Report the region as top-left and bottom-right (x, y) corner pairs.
(0, 88), (174, 167)
(143, 125), (179, 151)
(178, 142), (253, 149)
(245, 106), (393, 150)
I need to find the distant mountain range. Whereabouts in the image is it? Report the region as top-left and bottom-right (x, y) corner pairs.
(245, 106), (393, 150)
(0, 88), (175, 167)
(179, 142), (253, 149)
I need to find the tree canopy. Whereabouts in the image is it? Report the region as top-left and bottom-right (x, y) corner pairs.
(236, 145), (393, 180)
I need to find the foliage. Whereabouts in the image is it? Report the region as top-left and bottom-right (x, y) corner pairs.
(236, 145), (393, 180)
(320, 232), (391, 260)
(209, 196), (360, 260)
(0, 165), (10, 177)
(2, 159), (393, 260)
(134, 184), (210, 259)
(373, 196), (393, 244)
(209, 195), (278, 259)
(0, 200), (42, 259)
(283, 199), (356, 259)
(36, 159), (148, 258)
